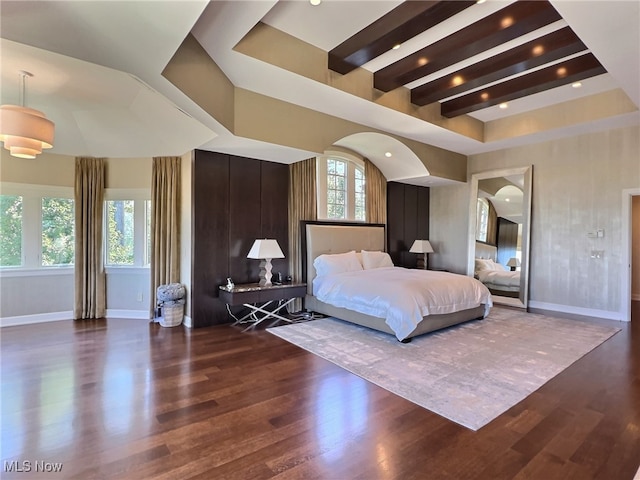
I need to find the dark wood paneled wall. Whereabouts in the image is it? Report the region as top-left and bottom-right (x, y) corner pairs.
(191, 151), (289, 327)
(496, 217), (518, 266)
(387, 182), (430, 268)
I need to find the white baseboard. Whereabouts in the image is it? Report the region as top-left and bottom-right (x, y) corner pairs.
(183, 315), (193, 328)
(1, 309), (151, 327)
(0, 311), (73, 327)
(106, 309), (150, 320)
(528, 301), (626, 322)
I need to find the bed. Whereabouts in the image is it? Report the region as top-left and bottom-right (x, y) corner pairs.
(302, 222), (492, 342)
(474, 243), (521, 298)
(474, 259), (520, 296)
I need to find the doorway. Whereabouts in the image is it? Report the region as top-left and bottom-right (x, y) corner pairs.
(622, 189), (640, 321)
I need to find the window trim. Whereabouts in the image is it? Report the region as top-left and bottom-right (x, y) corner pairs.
(476, 197), (489, 243)
(104, 188), (151, 269)
(316, 152), (366, 222)
(0, 182), (74, 272)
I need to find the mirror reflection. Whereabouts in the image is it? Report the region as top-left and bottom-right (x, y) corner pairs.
(467, 166), (532, 308)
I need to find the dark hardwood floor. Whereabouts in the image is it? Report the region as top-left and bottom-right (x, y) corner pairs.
(2, 304), (639, 479)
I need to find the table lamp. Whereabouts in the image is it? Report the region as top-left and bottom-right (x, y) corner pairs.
(247, 239), (285, 286)
(507, 257), (520, 271)
(409, 240), (434, 270)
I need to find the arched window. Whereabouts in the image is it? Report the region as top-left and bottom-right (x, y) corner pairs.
(476, 197), (489, 242)
(317, 154), (366, 221)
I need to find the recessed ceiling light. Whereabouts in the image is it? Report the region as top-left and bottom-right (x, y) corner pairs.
(417, 57), (428, 66)
(392, 43), (401, 50)
(501, 16), (514, 29)
(505, 198), (510, 202)
(572, 82), (583, 88)
(557, 67), (568, 78)
(532, 45), (544, 56)
(499, 103), (508, 109)
(310, 0), (321, 5)
(480, 92), (489, 101)
(385, 152), (392, 158)
(476, 0), (487, 4)
(451, 75), (464, 86)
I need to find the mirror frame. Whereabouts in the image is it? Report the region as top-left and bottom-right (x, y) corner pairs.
(466, 166), (533, 308)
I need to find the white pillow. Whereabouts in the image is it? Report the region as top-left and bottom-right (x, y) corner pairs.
(313, 251), (363, 277)
(475, 258), (494, 272)
(492, 261), (507, 271)
(361, 250), (394, 270)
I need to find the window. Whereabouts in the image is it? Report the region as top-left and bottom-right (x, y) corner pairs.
(476, 198), (489, 242)
(41, 197), (74, 266)
(106, 200), (135, 265)
(0, 184), (74, 270)
(326, 158), (346, 219)
(104, 189), (151, 267)
(0, 194), (23, 267)
(317, 154), (366, 221)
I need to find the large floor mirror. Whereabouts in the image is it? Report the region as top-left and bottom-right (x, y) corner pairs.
(466, 166), (532, 308)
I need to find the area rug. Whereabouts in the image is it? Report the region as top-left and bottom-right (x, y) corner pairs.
(267, 308), (620, 430)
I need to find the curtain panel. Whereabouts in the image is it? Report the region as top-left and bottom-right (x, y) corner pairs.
(365, 158), (387, 225)
(288, 157), (317, 312)
(150, 156), (181, 317)
(74, 157), (106, 319)
(487, 199), (498, 246)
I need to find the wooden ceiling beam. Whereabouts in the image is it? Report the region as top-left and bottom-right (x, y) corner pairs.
(374, 1), (562, 92)
(440, 53), (607, 118)
(411, 27), (587, 106)
(328, 1), (475, 75)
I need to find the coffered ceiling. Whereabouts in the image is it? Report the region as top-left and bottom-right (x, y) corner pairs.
(1, 0), (638, 183)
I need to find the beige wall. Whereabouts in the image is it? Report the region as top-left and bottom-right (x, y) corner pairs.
(1, 149), (151, 189)
(431, 125), (640, 318)
(633, 196), (640, 300)
(1, 150), (74, 186)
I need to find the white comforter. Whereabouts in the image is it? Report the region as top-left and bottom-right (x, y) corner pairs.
(476, 269), (520, 288)
(313, 267), (492, 340)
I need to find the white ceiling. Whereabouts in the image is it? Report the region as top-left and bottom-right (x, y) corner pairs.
(1, 0), (638, 183)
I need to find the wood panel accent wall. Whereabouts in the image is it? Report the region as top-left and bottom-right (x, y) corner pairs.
(191, 151), (289, 327)
(387, 182), (430, 268)
(496, 217), (518, 266)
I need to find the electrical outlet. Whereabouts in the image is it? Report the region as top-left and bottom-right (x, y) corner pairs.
(136, 292), (143, 302)
(590, 250), (604, 259)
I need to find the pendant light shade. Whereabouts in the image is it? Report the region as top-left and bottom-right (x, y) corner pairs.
(0, 72), (55, 159)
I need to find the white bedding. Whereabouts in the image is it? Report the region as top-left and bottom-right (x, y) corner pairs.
(313, 267), (492, 341)
(476, 269), (520, 288)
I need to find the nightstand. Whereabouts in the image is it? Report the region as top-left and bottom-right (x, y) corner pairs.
(219, 282), (307, 330)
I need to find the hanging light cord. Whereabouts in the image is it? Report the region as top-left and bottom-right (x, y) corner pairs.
(18, 71), (33, 107)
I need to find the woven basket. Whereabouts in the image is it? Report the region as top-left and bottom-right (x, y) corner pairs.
(159, 304), (183, 327)
(157, 283), (185, 302)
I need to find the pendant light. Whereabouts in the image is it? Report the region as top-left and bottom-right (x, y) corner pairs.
(0, 71), (55, 159)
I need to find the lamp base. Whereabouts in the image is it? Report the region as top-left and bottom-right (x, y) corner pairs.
(259, 258), (273, 286)
(416, 253), (428, 270)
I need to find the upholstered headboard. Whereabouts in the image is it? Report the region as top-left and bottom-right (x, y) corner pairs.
(475, 241), (497, 261)
(303, 222), (385, 295)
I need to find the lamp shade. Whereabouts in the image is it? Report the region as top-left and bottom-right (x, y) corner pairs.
(507, 257), (521, 267)
(247, 239), (284, 259)
(0, 105), (55, 159)
(409, 240), (434, 254)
